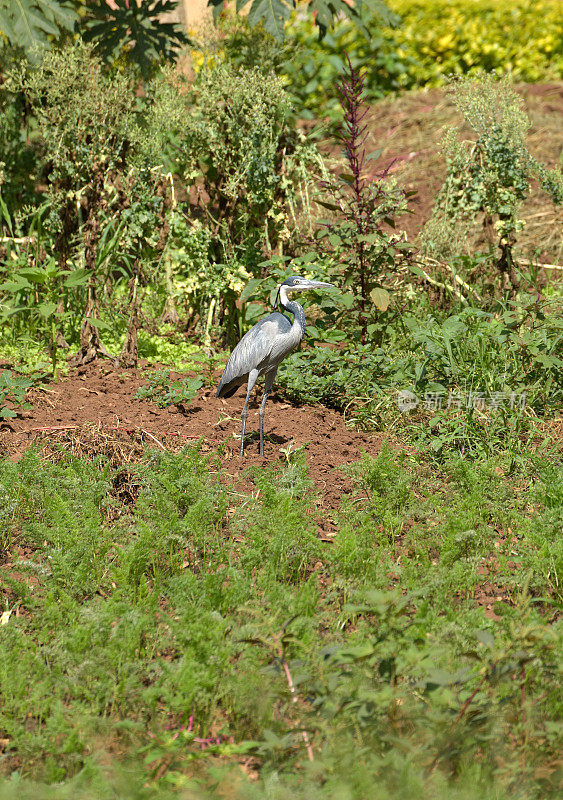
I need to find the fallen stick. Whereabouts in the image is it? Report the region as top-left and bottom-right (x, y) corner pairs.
(139, 428), (166, 450)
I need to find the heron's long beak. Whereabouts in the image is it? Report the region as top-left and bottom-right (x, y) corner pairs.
(297, 280), (335, 291)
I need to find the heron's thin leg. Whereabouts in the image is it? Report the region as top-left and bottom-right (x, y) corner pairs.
(259, 369), (277, 457)
(240, 369), (259, 457)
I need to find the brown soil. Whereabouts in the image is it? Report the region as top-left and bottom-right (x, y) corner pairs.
(0, 361), (393, 537)
(0, 360), (553, 618)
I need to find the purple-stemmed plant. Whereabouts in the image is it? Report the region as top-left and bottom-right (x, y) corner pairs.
(314, 56), (411, 343)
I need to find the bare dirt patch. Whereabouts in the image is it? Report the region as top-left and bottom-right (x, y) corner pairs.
(0, 361), (393, 532)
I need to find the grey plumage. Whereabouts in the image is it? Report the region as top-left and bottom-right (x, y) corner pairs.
(217, 275), (334, 456)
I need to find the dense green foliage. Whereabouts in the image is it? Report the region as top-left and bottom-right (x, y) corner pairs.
(0, 0), (187, 76)
(277, 296), (562, 456)
(0, 0), (76, 61)
(210, 0), (395, 42)
(422, 73), (563, 286)
(201, 0), (563, 120)
(389, 0), (563, 86)
(0, 41), (320, 364)
(0, 445), (561, 796)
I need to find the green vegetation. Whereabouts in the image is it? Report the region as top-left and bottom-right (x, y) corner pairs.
(205, 0), (563, 120)
(0, 445), (561, 797)
(0, 370), (34, 419)
(422, 73), (563, 288)
(134, 370), (203, 409)
(389, 0), (563, 86)
(0, 0), (187, 75)
(0, 9), (561, 798)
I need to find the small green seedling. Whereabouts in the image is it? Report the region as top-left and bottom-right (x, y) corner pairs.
(134, 369), (203, 409)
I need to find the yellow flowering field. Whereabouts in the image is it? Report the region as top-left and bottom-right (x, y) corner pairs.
(390, 0), (563, 85)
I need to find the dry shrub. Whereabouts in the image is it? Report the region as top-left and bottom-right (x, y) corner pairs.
(33, 423), (184, 518)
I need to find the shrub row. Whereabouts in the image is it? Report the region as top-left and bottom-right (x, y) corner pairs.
(390, 0), (563, 86)
(282, 0), (562, 117)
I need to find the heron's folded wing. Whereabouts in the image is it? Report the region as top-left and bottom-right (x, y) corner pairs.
(217, 315), (288, 396)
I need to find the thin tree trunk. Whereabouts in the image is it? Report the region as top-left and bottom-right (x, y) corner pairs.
(118, 274), (139, 368)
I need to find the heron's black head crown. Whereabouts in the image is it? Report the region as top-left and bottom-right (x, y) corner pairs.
(281, 275), (307, 287)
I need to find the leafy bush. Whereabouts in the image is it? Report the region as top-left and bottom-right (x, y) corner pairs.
(0, 90), (36, 212)
(311, 58), (410, 342)
(278, 296), (562, 455)
(4, 42), (174, 366)
(282, 5), (407, 119)
(151, 61), (322, 343)
(211, 0), (396, 42)
(0, 369), (33, 420)
(422, 73), (563, 292)
(389, 0), (563, 86)
(278, 0), (563, 118)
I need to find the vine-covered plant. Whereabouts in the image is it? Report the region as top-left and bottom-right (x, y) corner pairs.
(151, 62), (322, 345)
(7, 41), (171, 367)
(312, 57), (410, 343)
(422, 73), (563, 293)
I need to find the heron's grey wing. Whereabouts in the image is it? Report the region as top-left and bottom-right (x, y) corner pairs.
(217, 313), (291, 398)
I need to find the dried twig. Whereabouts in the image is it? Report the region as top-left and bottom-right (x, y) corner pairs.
(272, 634), (314, 762)
(140, 428), (166, 450)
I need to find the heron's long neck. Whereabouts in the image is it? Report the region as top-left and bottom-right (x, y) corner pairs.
(279, 287), (306, 339)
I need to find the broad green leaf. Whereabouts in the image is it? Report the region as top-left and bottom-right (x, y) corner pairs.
(370, 287), (390, 311)
(85, 316), (111, 330)
(0, 0), (77, 59)
(0, 278), (33, 292)
(0, 192), (13, 234)
(17, 267), (47, 285)
(38, 301), (57, 319)
(316, 200), (340, 212)
(83, 0), (188, 77)
(247, 0), (290, 42)
(239, 278), (262, 303)
(63, 269), (90, 288)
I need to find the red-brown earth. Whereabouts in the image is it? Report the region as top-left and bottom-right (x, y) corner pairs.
(0, 361), (397, 541)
